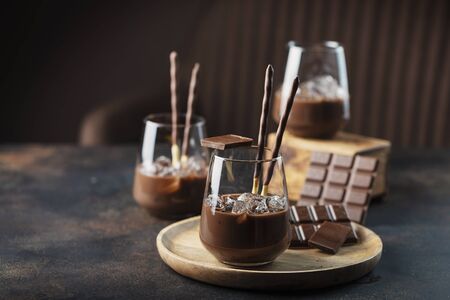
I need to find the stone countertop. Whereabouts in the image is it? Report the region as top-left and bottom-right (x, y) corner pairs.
(0, 145), (449, 299)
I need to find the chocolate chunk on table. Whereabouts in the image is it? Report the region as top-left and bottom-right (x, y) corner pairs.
(201, 134), (253, 150)
(298, 151), (379, 224)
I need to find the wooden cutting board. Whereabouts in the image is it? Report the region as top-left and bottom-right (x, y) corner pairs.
(156, 216), (383, 290)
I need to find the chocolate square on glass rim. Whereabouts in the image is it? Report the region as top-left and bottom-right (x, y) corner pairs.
(201, 134), (253, 150)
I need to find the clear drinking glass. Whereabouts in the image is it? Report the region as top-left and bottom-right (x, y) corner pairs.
(273, 41), (350, 138)
(199, 146), (290, 266)
(132, 113), (208, 219)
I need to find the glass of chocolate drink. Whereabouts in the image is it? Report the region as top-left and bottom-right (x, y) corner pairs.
(133, 113), (208, 219)
(274, 41), (350, 138)
(199, 146), (290, 266)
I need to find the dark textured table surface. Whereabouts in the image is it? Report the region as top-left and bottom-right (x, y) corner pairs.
(1, 146), (449, 299)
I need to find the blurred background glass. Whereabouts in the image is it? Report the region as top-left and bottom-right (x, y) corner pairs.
(274, 41), (349, 138)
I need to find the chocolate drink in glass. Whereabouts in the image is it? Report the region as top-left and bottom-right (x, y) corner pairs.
(133, 53), (208, 219)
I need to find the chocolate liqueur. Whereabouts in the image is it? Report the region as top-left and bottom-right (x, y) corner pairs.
(200, 194), (290, 265)
(133, 156), (207, 219)
(273, 90), (345, 138)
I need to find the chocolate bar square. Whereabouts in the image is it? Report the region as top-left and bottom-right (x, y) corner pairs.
(200, 134), (253, 150)
(308, 222), (351, 254)
(290, 224), (317, 248)
(355, 156), (378, 172)
(306, 167), (328, 182)
(333, 155), (354, 169)
(323, 186), (345, 202)
(301, 183), (322, 199)
(290, 206), (313, 223)
(310, 152), (332, 165)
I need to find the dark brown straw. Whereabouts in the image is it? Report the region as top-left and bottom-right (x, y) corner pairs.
(262, 76), (299, 195)
(252, 65), (273, 193)
(181, 63), (200, 163)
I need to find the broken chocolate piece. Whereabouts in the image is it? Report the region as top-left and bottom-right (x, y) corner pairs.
(201, 134), (253, 150)
(340, 222), (359, 244)
(308, 221), (351, 254)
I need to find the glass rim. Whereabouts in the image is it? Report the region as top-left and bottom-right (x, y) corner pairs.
(143, 113), (206, 128)
(213, 146), (282, 163)
(287, 40), (343, 51)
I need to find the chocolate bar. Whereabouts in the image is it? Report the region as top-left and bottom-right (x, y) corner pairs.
(299, 152), (379, 224)
(308, 222), (351, 254)
(201, 134), (253, 150)
(289, 205), (358, 249)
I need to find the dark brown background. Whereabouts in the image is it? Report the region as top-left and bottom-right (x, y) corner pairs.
(1, 0), (449, 147)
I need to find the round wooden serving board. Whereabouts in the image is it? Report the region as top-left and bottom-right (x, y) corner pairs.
(156, 216), (382, 290)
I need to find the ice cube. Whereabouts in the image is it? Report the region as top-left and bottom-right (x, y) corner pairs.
(154, 156), (172, 167)
(236, 193), (268, 214)
(181, 156), (205, 174)
(267, 195), (286, 212)
(206, 194), (225, 210)
(223, 196), (236, 212)
(299, 75), (346, 100)
(237, 192), (265, 202)
(139, 163), (159, 176)
(140, 156), (175, 176)
(251, 199), (269, 214)
(231, 200), (246, 214)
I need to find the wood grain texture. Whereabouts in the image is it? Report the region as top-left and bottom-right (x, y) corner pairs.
(157, 216), (382, 290)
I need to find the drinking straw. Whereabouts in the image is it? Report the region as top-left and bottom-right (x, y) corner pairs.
(252, 65), (273, 194)
(261, 77), (299, 196)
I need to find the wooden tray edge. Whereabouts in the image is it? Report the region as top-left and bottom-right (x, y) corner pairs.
(156, 216), (383, 290)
